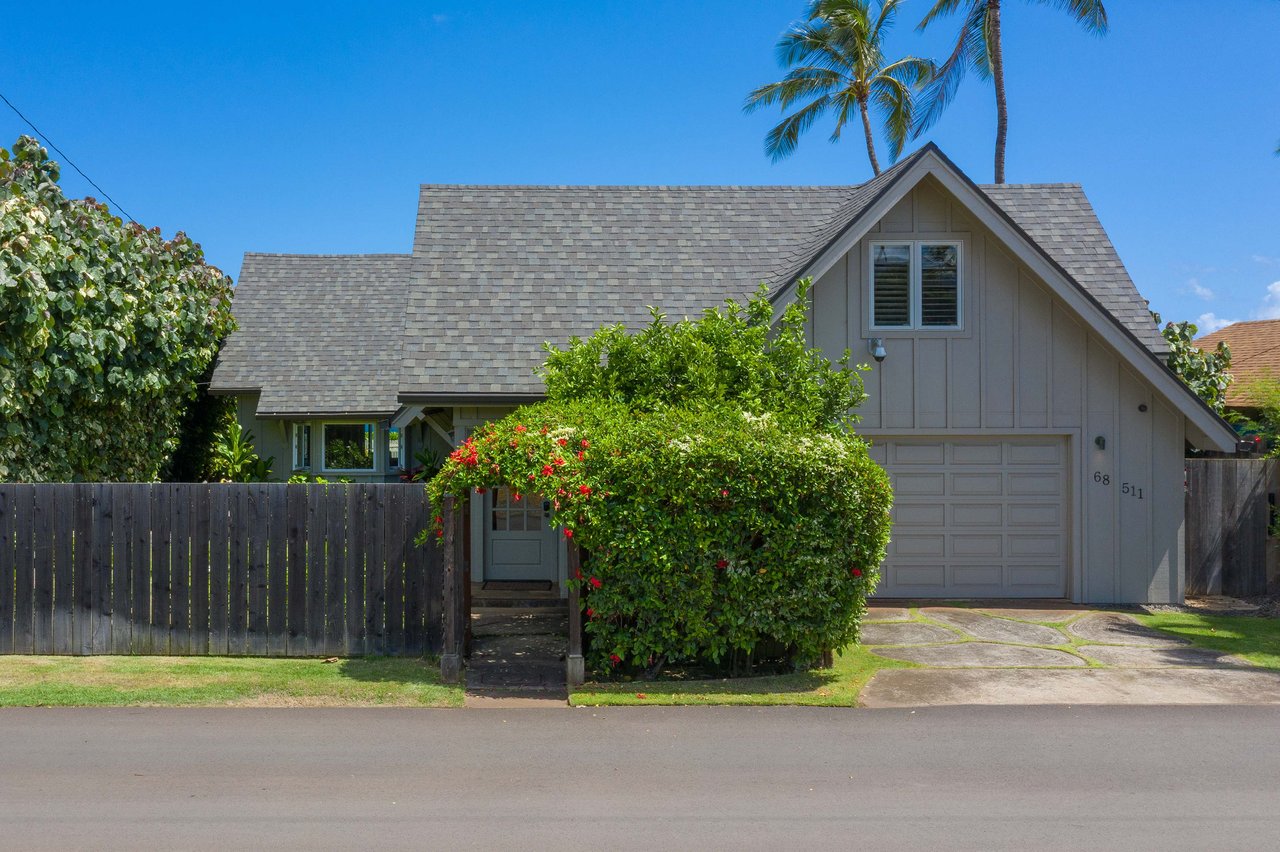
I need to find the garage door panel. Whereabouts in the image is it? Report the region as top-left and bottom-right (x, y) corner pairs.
(951, 504), (1002, 526)
(891, 442), (945, 464)
(1008, 503), (1059, 526)
(875, 438), (1067, 598)
(950, 473), (1003, 495)
(894, 504), (946, 526)
(1008, 442), (1062, 465)
(951, 535), (1002, 557)
(1008, 472), (1061, 495)
(893, 534), (946, 557)
(1007, 534), (1062, 557)
(1009, 565), (1063, 588)
(894, 473), (945, 495)
(891, 565), (947, 587)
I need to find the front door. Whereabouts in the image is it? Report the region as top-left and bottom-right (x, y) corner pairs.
(483, 487), (559, 582)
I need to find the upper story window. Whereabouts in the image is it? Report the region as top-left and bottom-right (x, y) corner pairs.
(870, 241), (962, 330)
(322, 422), (376, 472)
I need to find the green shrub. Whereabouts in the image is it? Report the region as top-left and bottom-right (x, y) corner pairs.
(426, 280), (891, 674)
(426, 401), (890, 674)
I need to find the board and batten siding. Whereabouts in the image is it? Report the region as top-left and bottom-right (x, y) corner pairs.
(805, 178), (1184, 603)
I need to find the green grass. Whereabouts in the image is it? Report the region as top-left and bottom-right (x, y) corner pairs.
(569, 644), (914, 707)
(0, 656), (464, 707)
(1135, 613), (1280, 670)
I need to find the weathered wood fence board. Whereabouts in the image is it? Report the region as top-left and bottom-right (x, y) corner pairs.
(0, 483), (443, 656)
(1186, 458), (1275, 597)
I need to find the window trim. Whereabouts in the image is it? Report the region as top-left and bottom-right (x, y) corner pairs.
(319, 421), (380, 473)
(291, 423), (311, 471)
(868, 239), (963, 331)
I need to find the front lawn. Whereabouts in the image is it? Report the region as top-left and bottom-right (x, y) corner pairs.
(569, 644), (913, 707)
(1136, 613), (1280, 670)
(0, 656), (463, 707)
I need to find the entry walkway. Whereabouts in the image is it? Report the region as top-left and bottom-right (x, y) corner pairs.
(465, 608), (569, 708)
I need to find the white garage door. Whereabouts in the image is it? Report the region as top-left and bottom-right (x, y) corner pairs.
(867, 438), (1068, 598)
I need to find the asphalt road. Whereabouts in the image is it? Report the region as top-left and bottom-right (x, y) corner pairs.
(3, 705), (1279, 850)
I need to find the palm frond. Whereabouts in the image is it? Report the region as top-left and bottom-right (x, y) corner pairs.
(1034, 0), (1109, 35)
(776, 20), (850, 71)
(829, 90), (858, 142)
(912, 2), (986, 135)
(762, 95), (834, 161)
(916, 0), (974, 31)
(744, 67), (845, 113)
(870, 74), (913, 159)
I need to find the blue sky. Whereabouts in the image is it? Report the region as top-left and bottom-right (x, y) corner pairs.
(4, 1), (1278, 333)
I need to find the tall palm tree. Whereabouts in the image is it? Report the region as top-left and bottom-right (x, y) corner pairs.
(915, 0), (1108, 183)
(744, 0), (935, 176)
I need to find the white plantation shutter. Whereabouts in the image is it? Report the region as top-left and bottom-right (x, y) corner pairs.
(872, 244), (912, 327)
(920, 244), (959, 326)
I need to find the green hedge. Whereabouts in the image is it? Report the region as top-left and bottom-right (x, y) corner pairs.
(426, 401), (891, 674)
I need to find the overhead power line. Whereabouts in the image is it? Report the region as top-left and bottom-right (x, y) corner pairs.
(0, 90), (135, 221)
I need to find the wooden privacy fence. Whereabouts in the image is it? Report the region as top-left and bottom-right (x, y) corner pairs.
(1185, 458), (1276, 597)
(0, 483), (444, 656)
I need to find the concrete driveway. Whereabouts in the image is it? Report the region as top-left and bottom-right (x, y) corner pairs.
(859, 605), (1280, 707)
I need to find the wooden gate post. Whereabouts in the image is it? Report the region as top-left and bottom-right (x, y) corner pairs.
(566, 541), (585, 687)
(439, 494), (462, 684)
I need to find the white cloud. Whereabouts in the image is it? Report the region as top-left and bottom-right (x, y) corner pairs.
(1253, 254), (1280, 267)
(1196, 312), (1237, 334)
(432, 13), (448, 23)
(1185, 277), (1215, 301)
(1258, 281), (1280, 320)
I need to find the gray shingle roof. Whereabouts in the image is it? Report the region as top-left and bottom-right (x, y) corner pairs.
(211, 253), (410, 416)
(981, 183), (1165, 354)
(212, 152), (1165, 413)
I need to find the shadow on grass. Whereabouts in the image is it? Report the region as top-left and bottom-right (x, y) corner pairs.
(336, 656), (446, 686)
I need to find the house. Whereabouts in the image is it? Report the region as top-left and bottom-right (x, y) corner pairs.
(1195, 319), (1280, 414)
(210, 144), (1238, 604)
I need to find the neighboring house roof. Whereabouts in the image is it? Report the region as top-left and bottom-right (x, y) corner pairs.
(1195, 319), (1280, 408)
(210, 144), (1168, 414)
(211, 253), (410, 416)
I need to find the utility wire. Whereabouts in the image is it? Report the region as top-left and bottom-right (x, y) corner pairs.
(0, 90), (135, 222)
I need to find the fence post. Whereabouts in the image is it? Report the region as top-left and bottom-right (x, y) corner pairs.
(566, 541), (585, 688)
(439, 494), (462, 684)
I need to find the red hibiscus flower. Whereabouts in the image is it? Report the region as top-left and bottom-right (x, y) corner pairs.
(581, 440), (590, 448)
(586, 607), (594, 618)
(577, 451), (585, 461)
(515, 424), (527, 433)
(564, 528), (574, 539)
(513, 493), (522, 501)
(609, 654), (621, 666)
(716, 559), (728, 569)
(433, 515), (442, 524)
(553, 457), (566, 466)
(851, 568), (863, 578)
(721, 489), (729, 497)
(578, 484), (592, 495)
(435, 530), (443, 539)
(542, 464), (554, 477)
(589, 576), (602, 589)
(557, 437), (568, 446)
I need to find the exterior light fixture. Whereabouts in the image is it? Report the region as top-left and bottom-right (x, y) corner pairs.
(868, 338), (887, 363)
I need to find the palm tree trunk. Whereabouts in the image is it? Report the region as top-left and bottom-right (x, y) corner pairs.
(859, 98), (882, 176)
(988, 0), (1007, 183)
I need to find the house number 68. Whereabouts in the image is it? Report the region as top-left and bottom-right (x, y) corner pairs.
(1092, 471), (1110, 485)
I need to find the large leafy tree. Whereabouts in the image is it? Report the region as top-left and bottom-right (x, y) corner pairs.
(1155, 313), (1232, 415)
(744, 0), (935, 175)
(914, 0), (1108, 183)
(0, 136), (235, 481)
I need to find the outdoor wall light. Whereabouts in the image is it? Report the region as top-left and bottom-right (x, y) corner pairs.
(868, 338), (887, 363)
(1095, 435), (1106, 450)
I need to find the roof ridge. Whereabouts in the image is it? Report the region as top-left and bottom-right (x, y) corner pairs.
(980, 182), (1083, 189)
(417, 183), (864, 192)
(243, 252), (412, 259)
